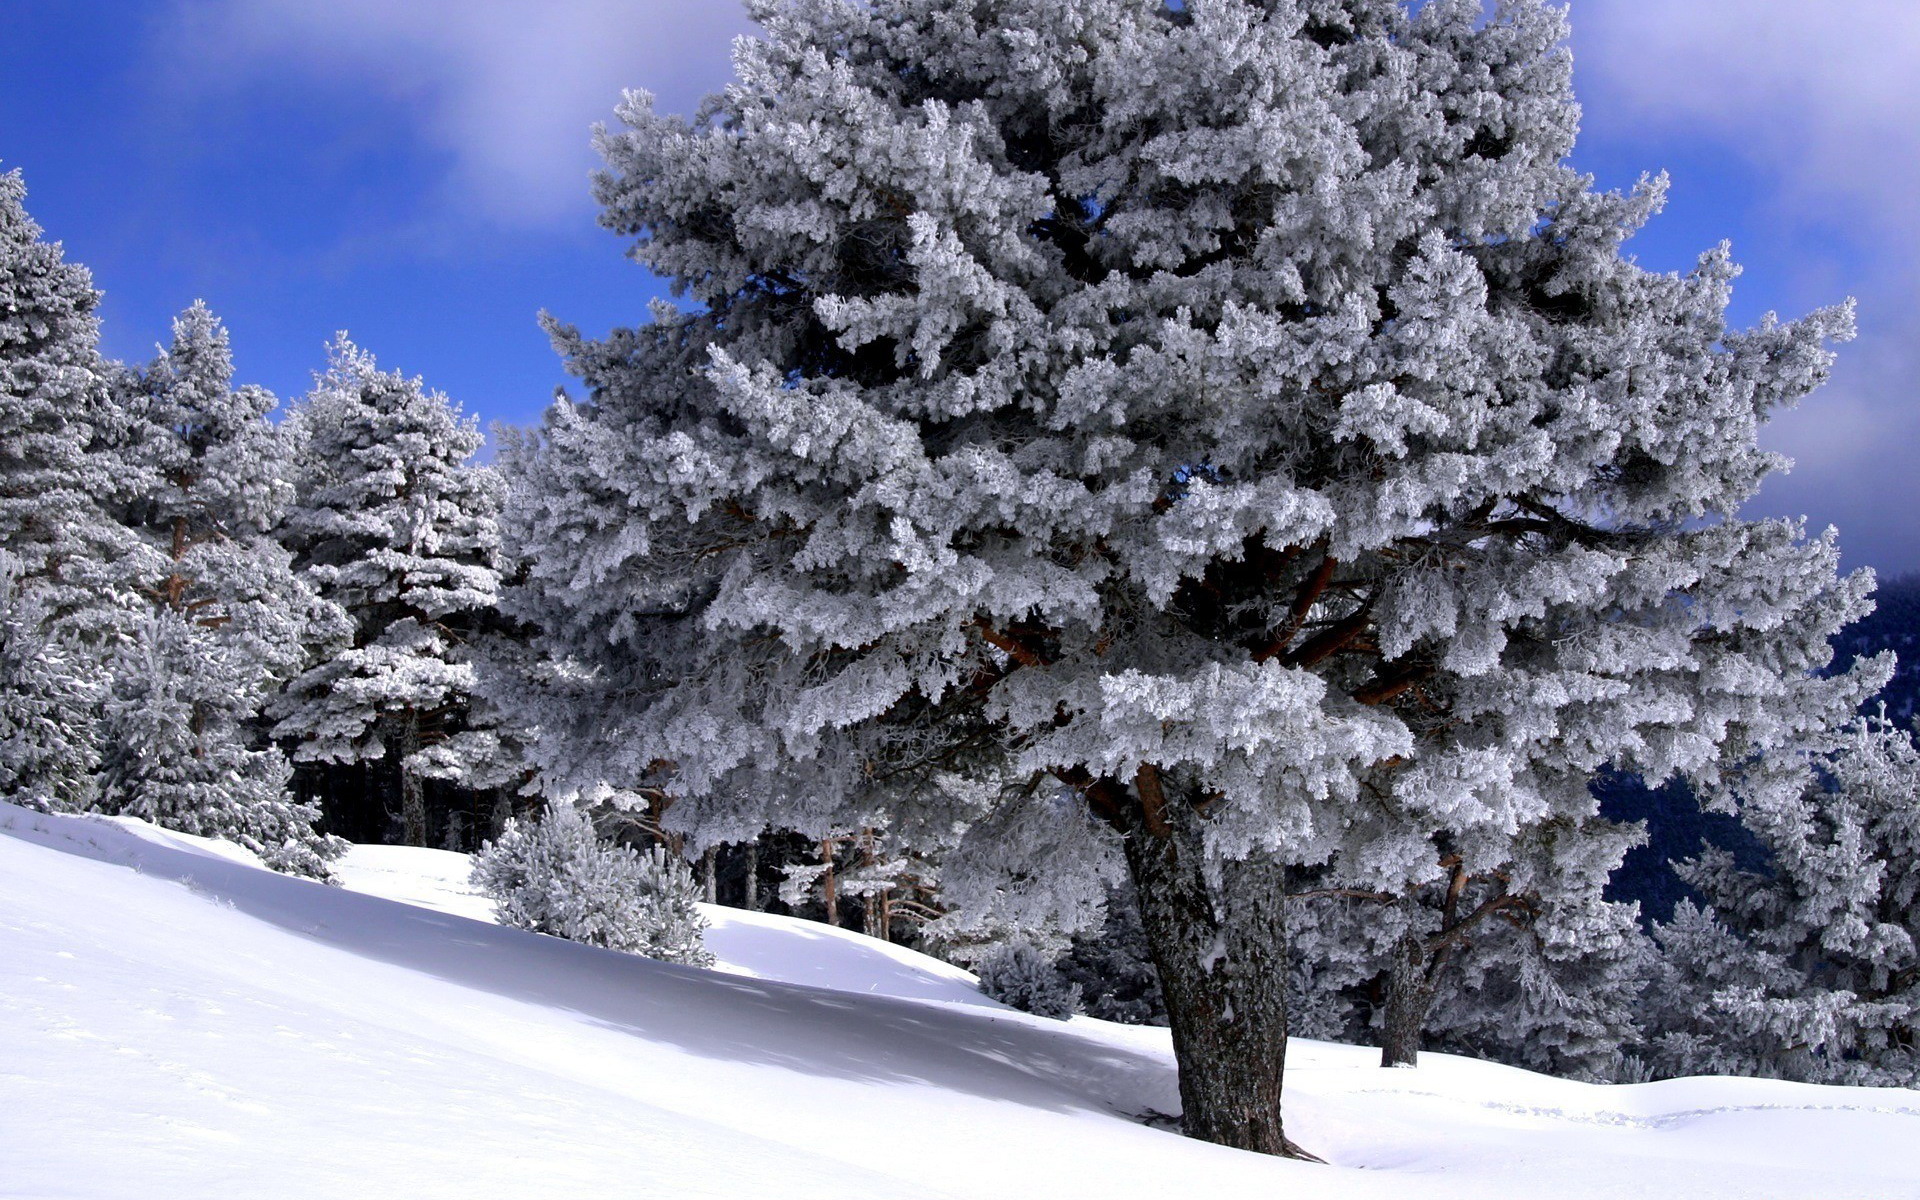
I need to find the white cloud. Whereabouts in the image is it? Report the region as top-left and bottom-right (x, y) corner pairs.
(162, 0), (754, 225)
(1573, 1), (1920, 267)
(1575, 1), (1920, 574)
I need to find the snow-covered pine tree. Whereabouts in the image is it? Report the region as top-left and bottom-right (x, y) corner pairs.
(767, 815), (950, 938)
(0, 167), (143, 645)
(1645, 714), (1920, 1085)
(116, 302), (324, 662)
(975, 940), (1081, 1018)
(1058, 879), (1167, 1026)
(1413, 825), (1653, 1079)
(499, 0), (1878, 1154)
(100, 609), (344, 879)
(1285, 805), (1650, 1069)
(0, 550), (101, 813)
(275, 339), (519, 846)
(93, 303), (347, 877)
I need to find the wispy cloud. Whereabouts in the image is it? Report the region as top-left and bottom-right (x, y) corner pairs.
(1575, 1), (1920, 265)
(1576, 0), (1920, 574)
(160, 0), (754, 226)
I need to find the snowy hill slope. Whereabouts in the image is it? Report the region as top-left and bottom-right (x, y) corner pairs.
(4, 802), (1918, 1200)
(334, 842), (994, 1007)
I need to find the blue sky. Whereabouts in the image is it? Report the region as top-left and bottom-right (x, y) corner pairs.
(4, 1), (1917, 573)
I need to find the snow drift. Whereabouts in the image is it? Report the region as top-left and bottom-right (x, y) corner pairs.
(3, 802), (1915, 1200)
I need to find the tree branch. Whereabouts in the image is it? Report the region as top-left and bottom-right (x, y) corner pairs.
(1134, 762), (1173, 839)
(1252, 552), (1338, 663)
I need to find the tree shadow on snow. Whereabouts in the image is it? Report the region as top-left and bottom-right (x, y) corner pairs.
(2, 806), (1181, 1125)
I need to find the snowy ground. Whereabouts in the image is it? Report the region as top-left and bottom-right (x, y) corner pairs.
(4, 802), (1917, 1200)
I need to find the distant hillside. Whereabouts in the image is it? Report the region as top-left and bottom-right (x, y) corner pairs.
(1595, 770), (1763, 925)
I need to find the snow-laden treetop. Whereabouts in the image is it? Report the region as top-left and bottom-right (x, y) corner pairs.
(505, 0), (1881, 891)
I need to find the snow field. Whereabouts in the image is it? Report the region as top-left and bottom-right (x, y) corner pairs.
(4, 802), (1917, 1200)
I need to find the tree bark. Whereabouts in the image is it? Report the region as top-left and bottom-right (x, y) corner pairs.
(859, 829), (885, 940)
(700, 846), (718, 905)
(1116, 770), (1309, 1158)
(1379, 934), (1436, 1068)
(742, 840), (760, 911)
(820, 839), (838, 926)
(398, 710), (427, 848)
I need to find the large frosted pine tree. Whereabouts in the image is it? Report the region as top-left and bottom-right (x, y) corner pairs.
(274, 339), (515, 846)
(95, 304), (346, 879)
(0, 550), (101, 813)
(501, 0), (1876, 1153)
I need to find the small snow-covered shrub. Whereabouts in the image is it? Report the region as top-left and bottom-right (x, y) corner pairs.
(1058, 881), (1166, 1026)
(471, 803), (713, 967)
(976, 942), (1079, 1019)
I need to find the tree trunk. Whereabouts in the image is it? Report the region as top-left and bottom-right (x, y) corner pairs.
(700, 846), (718, 905)
(398, 711), (427, 848)
(859, 829), (883, 940)
(1380, 860), (1492, 1068)
(1116, 769), (1308, 1158)
(742, 840), (760, 911)
(1379, 934), (1436, 1068)
(820, 839), (838, 926)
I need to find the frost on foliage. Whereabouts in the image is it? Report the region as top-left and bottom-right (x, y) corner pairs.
(926, 784), (1124, 956)
(0, 168), (143, 645)
(471, 802), (714, 967)
(1421, 855), (1653, 1079)
(87, 304), (349, 878)
(495, 0), (1881, 1105)
(274, 339), (525, 841)
(0, 550), (100, 813)
(976, 940), (1080, 1019)
(1645, 716), (1920, 1086)
(99, 611), (344, 880)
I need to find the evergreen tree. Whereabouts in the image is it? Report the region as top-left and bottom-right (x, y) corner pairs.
(1645, 714), (1920, 1085)
(116, 302), (333, 676)
(100, 610), (345, 879)
(1058, 879), (1168, 1026)
(1285, 809), (1651, 1068)
(93, 304), (347, 877)
(1417, 843), (1653, 1079)
(765, 813), (953, 938)
(499, 0), (1877, 1153)
(274, 339), (517, 846)
(0, 167), (143, 644)
(0, 550), (101, 813)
